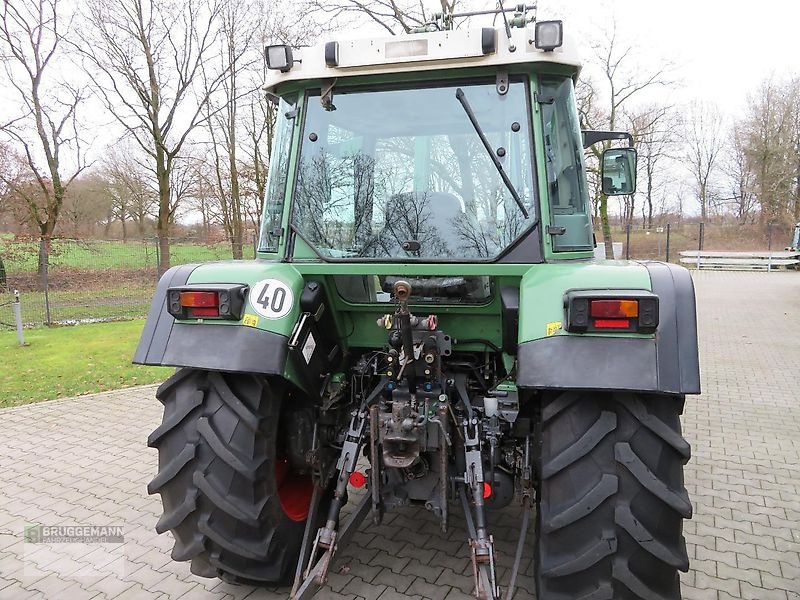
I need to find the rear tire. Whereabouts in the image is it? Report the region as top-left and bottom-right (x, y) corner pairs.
(535, 391), (692, 600)
(147, 369), (325, 584)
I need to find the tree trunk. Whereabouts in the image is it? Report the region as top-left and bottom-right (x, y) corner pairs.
(599, 193), (614, 258)
(229, 151), (243, 259)
(37, 226), (51, 292)
(156, 158), (171, 275)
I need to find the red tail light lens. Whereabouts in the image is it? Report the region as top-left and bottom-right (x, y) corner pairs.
(590, 300), (639, 319)
(167, 285), (247, 320)
(564, 290), (659, 334)
(593, 318), (631, 329)
(179, 291), (218, 308)
(189, 307), (220, 317)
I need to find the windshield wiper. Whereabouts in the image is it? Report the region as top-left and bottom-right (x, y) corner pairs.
(455, 87), (530, 219)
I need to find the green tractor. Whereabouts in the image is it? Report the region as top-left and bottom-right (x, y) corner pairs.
(135, 6), (698, 599)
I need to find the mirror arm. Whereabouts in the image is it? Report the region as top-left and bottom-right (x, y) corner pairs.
(582, 130), (633, 149)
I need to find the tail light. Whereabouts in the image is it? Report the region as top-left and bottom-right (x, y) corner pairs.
(167, 284), (247, 320)
(564, 290), (658, 334)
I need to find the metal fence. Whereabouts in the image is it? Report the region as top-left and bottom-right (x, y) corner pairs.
(0, 223), (795, 328)
(592, 221), (797, 261)
(0, 237), (255, 328)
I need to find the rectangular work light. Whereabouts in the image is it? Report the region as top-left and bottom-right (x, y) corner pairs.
(265, 44), (294, 72)
(534, 20), (563, 51)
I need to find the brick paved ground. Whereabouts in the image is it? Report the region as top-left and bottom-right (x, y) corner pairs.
(1, 270), (799, 600)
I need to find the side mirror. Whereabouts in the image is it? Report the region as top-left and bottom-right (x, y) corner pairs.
(601, 147), (637, 196)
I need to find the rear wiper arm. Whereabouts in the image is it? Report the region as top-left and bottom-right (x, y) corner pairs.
(455, 87), (529, 219)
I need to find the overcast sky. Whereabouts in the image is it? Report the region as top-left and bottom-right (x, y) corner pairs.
(328, 0), (800, 118)
(3, 0), (798, 176)
(540, 0), (800, 117)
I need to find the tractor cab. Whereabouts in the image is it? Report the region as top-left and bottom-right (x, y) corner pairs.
(260, 17), (601, 271)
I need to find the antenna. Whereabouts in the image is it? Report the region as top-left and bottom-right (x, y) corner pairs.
(498, 1), (516, 52)
(414, 3), (536, 34)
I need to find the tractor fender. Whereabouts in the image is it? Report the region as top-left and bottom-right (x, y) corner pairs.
(133, 261), (306, 377)
(516, 261), (700, 395)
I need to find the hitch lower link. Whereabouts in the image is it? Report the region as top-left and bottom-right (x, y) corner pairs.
(461, 418), (501, 600)
(290, 411), (370, 600)
(291, 410), (529, 600)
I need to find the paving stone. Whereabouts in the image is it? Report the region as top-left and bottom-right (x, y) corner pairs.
(404, 557), (445, 584)
(681, 585), (719, 600)
(341, 576), (387, 600)
(376, 589), (424, 600)
(368, 553), (409, 575)
(370, 567), (412, 594)
(406, 577), (451, 600)
(334, 557), (382, 584)
(0, 585), (46, 600)
(2, 272), (800, 599)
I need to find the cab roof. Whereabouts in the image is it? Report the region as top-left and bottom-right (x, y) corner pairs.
(264, 25), (582, 92)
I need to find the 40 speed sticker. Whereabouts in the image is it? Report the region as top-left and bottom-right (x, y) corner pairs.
(249, 278), (294, 319)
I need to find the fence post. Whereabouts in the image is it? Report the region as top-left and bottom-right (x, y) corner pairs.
(767, 222), (773, 272)
(39, 238), (52, 326)
(666, 223), (671, 263)
(625, 224), (631, 260)
(12, 289), (25, 346)
(699, 222), (705, 251)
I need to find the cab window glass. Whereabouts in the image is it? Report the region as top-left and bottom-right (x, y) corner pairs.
(540, 77), (592, 251)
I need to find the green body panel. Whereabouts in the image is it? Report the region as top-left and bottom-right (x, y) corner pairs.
(518, 260), (652, 343)
(186, 260), (304, 338)
(179, 256), (652, 352)
(150, 65), (663, 390)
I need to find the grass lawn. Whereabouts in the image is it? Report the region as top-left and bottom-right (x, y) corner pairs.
(0, 320), (171, 408)
(1, 239), (241, 273)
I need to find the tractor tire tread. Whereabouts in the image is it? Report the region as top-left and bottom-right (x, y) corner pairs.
(536, 391), (691, 600)
(149, 368), (315, 585)
(543, 474), (618, 533)
(542, 411), (616, 479)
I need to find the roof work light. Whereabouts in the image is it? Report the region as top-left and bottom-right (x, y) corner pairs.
(265, 45), (294, 72)
(534, 20), (563, 51)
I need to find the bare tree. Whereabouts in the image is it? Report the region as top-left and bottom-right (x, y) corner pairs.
(625, 104), (675, 229)
(239, 93), (274, 233)
(685, 101), (725, 222)
(739, 76), (799, 224)
(0, 0), (88, 280)
(200, 0), (264, 258)
(80, 0), (226, 272)
(98, 144), (159, 239)
(305, 0), (456, 35)
(236, 1), (319, 239)
(58, 174), (110, 236)
(578, 19), (672, 256)
(721, 126), (758, 224)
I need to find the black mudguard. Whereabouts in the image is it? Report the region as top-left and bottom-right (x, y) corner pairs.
(133, 264), (289, 375)
(517, 262), (700, 395)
